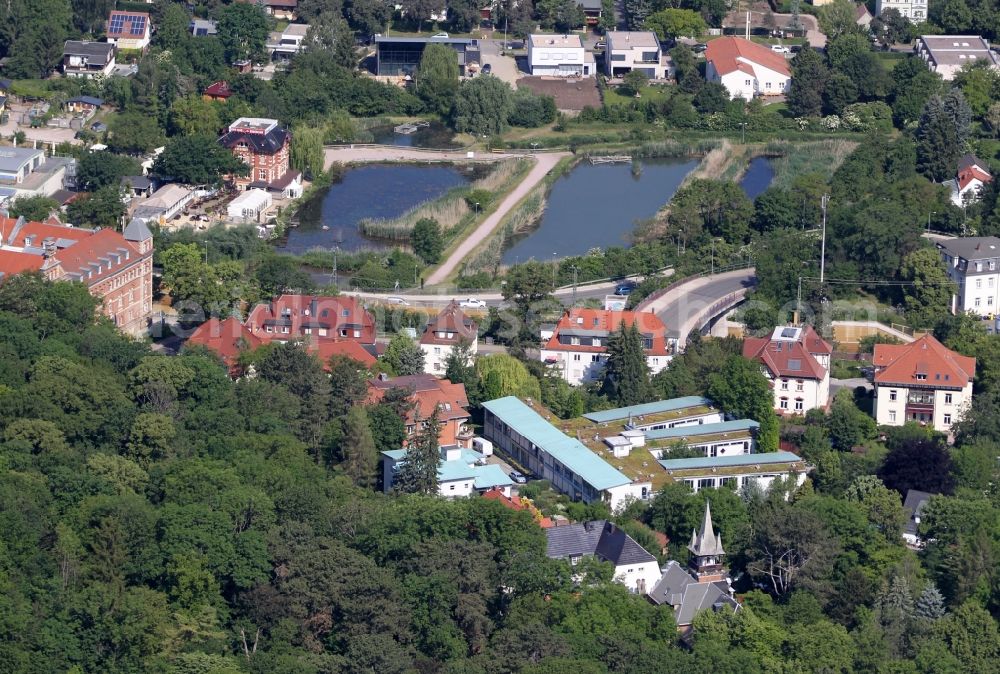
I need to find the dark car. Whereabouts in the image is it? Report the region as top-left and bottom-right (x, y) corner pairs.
(615, 282), (637, 296)
(482, 63), (492, 74)
(90, 121), (107, 132)
(692, 43), (708, 53)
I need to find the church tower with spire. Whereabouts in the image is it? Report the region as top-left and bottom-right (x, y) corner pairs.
(687, 501), (727, 582)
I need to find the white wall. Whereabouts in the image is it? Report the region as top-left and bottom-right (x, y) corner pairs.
(614, 559), (662, 595)
(540, 348), (670, 386)
(683, 470), (808, 494)
(422, 336), (477, 375)
(874, 382), (972, 432)
(529, 45), (587, 76)
(709, 62), (790, 100)
(773, 377), (827, 414)
(603, 481), (652, 511)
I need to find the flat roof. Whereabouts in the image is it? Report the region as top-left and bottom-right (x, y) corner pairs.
(658, 450), (805, 472)
(919, 35), (997, 67)
(483, 397), (632, 491)
(375, 36), (474, 45)
(583, 396), (714, 423)
(607, 31), (659, 49)
(645, 419), (760, 442)
(529, 33), (584, 48)
(0, 147), (44, 172)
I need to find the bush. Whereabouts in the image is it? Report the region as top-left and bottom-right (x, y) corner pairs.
(411, 218), (444, 264)
(618, 69), (649, 97)
(508, 89), (558, 127)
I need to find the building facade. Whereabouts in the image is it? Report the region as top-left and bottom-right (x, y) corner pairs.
(374, 37), (479, 77)
(528, 34), (594, 77)
(605, 31), (669, 79)
(914, 35), (999, 80)
(106, 11), (152, 51)
(367, 374), (474, 448)
(62, 41), (116, 78)
(541, 308), (674, 385)
(743, 325), (832, 414)
(546, 520), (662, 594)
(244, 294), (377, 344)
(381, 445), (513, 497)
(420, 301), (478, 374)
(705, 37), (791, 99)
(875, 0), (927, 21)
(218, 117), (292, 191)
(873, 334), (975, 432)
(936, 236), (1000, 316)
(657, 451), (811, 494)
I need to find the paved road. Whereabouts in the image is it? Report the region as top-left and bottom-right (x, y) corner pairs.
(426, 151), (571, 285)
(640, 269), (757, 339)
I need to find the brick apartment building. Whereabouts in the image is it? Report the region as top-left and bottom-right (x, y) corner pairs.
(0, 216), (153, 335)
(218, 117), (298, 193)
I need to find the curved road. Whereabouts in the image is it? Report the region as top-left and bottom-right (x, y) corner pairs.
(639, 269), (757, 341)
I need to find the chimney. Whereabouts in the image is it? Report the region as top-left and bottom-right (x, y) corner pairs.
(43, 239), (57, 259)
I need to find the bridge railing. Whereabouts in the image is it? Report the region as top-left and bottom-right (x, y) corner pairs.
(635, 261), (755, 311)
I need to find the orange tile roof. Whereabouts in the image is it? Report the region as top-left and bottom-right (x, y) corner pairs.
(7, 221), (94, 248)
(873, 334), (975, 388)
(545, 308), (672, 356)
(366, 374), (470, 424)
(705, 37), (791, 77)
(420, 301), (478, 346)
(743, 326), (831, 381)
(186, 317), (262, 372)
(245, 294), (376, 344)
(0, 249), (43, 275)
(958, 165), (992, 191)
(50, 228), (143, 286)
(309, 339), (377, 368)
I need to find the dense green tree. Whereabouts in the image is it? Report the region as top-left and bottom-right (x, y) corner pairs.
(412, 217), (444, 264)
(879, 434), (956, 496)
(707, 356), (779, 452)
(66, 185), (126, 228)
(916, 93), (967, 181)
(8, 195), (59, 222)
(76, 152), (143, 191)
(668, 179), (754, 244)
(303, 11), (358, 68)
(340, 406), (378, 487)
(787, 46), (828, 118)
(153, 134), (249, 185)
(644, 9), (706, 40)
(899, 248), (955, 328)
(475, 353), (542, 400)
(508, 89), (558, 127)
(600, 321), (652, 406)
(394, 409), (442, 494)
(453, 76), (514, 137)
(447, 0), (482, 32)
(254, 255), (315, 297)
(383, 333), (426, 376)
(290, 124), (326, 180)
(827, 388), (877, 451)
(890, 56), (943, 127)
(216, 2), (269, 63)
(349, 0), (394, 36)
(107, 112), (167, 155)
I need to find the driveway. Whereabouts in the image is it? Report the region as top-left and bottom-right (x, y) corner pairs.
(478, 38), (520, 89)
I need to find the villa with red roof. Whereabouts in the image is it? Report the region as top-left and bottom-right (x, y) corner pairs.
(705, 37), (791, 100)
(420, 301), (478, 375)
(245, 294), (376, 345)
(541, 308), (674, 385)
(366, 373), (474, 448)
(743, 325), (833, 415)
(0, 216), (153, 335)
(944, 154), (992, 207)
(872, 334), (975, 433)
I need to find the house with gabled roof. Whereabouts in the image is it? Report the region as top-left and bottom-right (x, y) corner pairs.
(106, 11), (152, 52)
(873, 334), (975, 432)
(367, 373), (473, 448)
(546, 519), (661, 593)
(186, 317), (263, 375)
(245, 293), (376, 345)
(743, 325), (832, 415)
(705, 37), (791, 100)
(942, 154), (993, 207)
(62, 41), (116, 79)
(420, 301), (478, 375)
(648, 502), (739, 631)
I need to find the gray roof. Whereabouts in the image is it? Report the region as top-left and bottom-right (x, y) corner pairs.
(67, 96), (103, 107)
(545, 520), (657, 567)
(63, 40), (115, 61)
(935, 236), (1000, 261)
(577, 0), (602, 9)
(123, 217), (152, 242)
(918, 35), (998, 67)
(121, 175), (152, 190)
(0, 146), (44, 173)
(647, 560), (738, 625)
(688, 501), (725, 558)
(903, 489), (933, 537)
(957, 154), (987, 172)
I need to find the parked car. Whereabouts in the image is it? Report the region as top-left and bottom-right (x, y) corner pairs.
(432, 32), (449, 38)
(386, 296), (410, 306)
(614, 282), (636, 296)
(692, 43), (708, 53)
(770, 44), (791, 54)
(90, 121), (107, 132)
(481, 63), (492, 74)
(594, 41), (606, 49)
(459, 298), (487, 309)
(509, 470), (527, 484)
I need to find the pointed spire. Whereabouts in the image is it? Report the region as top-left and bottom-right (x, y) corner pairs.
(687, 500), (725, 558)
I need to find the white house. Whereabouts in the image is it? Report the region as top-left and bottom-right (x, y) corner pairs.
(605, 31), (670, 79)
(643, 419), (759, 459)
(267, 23), (309, 61)
(227, 189), (272, 223)
(106, 11), (152, 52)
(62, 41), (116, 79)
(873, 334), (975, 433)
(380, 445), (513, 497)
(0, 147), (75, 200)
(545, 520), (662, 594)
(579, 396), (723, 432)
(743, 325), (833, 415)
(419, 301), (478, 375)
(942, 154), (993, 207)
(936, 236), (1000, 316)
(541, 308), (674, 386)
(130, 184), (195, 225)
(527, 34), (594, 77)
(658, 451), (811, 494)
(705, 37), (791, 100)
(915, 35), (1000, 80)
(876, 0), (927, 21)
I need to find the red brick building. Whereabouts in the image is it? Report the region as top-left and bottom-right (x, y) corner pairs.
(218, 117), (292, 191)
(366, 373), (474, 448)
(0, 216), (153, 335)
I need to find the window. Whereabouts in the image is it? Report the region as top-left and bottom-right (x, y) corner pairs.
(796, 380), (804, 392)
(780, 379), (789, 390)
(991, 261), (996, 271)
(889, 390), (898, 401)
(433, 347), (441, 354)
(258, 169), (267, 181)
(945, 393), (953, 404)
(943, 413), (952, 425)
(573, 354), (581, 361)
(889, 410), (896, 422)
(779, 398), (789, 410)
(794, 399), (804, 411)
(745, 79), (751, 86)
(990, 297), (995, 306)
(977, 279), (982, 288)
(570, 555), (581, 566)
(449, 484), (455, 491)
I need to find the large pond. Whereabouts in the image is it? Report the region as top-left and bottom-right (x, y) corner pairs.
(278, 164), (471, 254)
(501, 158), (698, 264)
(368, 121), (461, 149)
(739, 156), (775, 200)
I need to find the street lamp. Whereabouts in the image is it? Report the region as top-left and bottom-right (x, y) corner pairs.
(927, 211), (936, 233)
(820, 194), (829, 284)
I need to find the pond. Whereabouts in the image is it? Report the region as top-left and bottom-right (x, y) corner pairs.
(739, 156), (775, 200)
(277, 164), (471, 254)
(501, 158), (698, 264)
(367, 121), (461, 149)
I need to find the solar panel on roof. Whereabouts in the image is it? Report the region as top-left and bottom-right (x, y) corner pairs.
(781, 327), (797, 338)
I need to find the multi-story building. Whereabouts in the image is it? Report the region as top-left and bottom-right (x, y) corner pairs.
(267, 23), (309, 61)
(873, 334), (975, 432)
(380, 444), (513, 497)
(657, 451), (811, 494)
(482, 396), (651, 509)
(367, 373), (474, 448)
(545, 520), (661, 594)
(420, 301), (478, 375)
(705, 37), (791, 99)
(876, 0), (927, 21)
(106, 11), (152, 52)
(0, 147), (76, 202)
(579, 396), (723, 431)
(914, 35), (999, 80)
(935, 236), (1000, 316)
(244, 293), (377, 345)
(0, 216), (153, 335)
(605, 31), (670, 79)
(218, 117), (293, 191)
(541, 308), (674, 385)
(374, 36), (480, 77)
(643, 419), (759, 459)
(62, 41), (116, 79)
(527, 33), (595, 77)
(743, 325), (833, 415)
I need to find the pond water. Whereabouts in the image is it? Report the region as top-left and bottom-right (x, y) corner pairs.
(278, 164), (470, 254)
(501, 158), (698, 264)
(367, 121), (461, 149)
(739, 156), (775, 200)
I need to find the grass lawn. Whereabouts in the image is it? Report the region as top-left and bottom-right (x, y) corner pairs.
(603, 84), (671, 107)
(874, 51), (907, 69)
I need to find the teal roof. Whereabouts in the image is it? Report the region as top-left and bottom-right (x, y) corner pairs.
(382, 448), (514, 488)
(646, 419), (759, 442)
(658, 451), (804, 472)
(473, 464), (514, 489)
(482, 397), (631, 491)
(582, 396), (713, 423)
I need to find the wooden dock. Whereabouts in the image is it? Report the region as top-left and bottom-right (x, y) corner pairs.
(589, 155), (631, 164)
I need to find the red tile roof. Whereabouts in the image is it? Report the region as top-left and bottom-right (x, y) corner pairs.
(958, 165), (992, 191)
(420, 301), (478, 346)
(705, 37), (791, 77)
(482, 488), (554, 527)
(245, 294), (376, 344)
(203, 80), (232, 99)
(366, 374), (470, 424)
(309, 339), (377, 368)
(49, 228), (143, 286)
(545, 308), (672, 356)
(8, 221), (94, 248)
(743, 325), (831, 381)
(0, 249), (43, 275)
(186, 317), (263, 373)
(873, 334), (975, 389)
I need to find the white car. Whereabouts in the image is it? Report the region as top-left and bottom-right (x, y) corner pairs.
(770, 44), (791, 54)
(459, 298), (487, 309)
(386, 296), (410, 306)
(432, 32), (449, 39)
